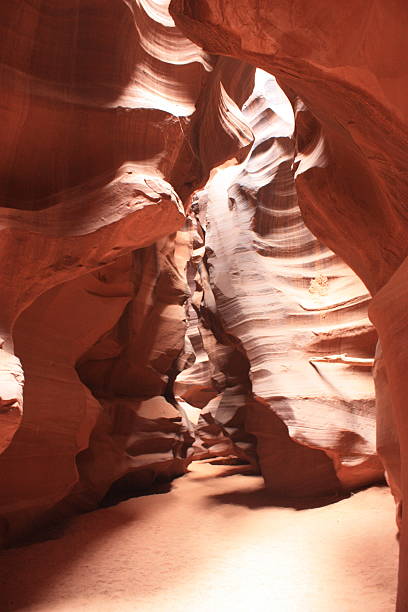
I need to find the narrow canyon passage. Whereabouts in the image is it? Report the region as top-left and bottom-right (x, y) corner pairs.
(0, 1), (407, 609)
(0, 461), (398, 612)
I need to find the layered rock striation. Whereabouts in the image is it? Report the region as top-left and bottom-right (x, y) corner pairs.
(0, 2), (400, 585)
(170, 1), (408, 607)
(0, 0), (253, 544)
(177, 71), (381, 496)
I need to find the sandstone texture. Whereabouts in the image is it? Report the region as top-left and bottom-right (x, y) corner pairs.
(177, 71), (381, 496)
(0, 462), (398, 612)
(0, 8), (404, 612)
(169, 1), (408, 608)
(0, 0), (252, 544)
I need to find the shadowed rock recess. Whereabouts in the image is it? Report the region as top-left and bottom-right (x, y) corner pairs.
(0, 0), (405, 607)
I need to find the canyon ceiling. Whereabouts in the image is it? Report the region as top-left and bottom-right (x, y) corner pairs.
(0, 1), (407, 609)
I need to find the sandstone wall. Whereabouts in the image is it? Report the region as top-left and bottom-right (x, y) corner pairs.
(0, 1), (398, 584)
(0, 0), (252, 544)
(178, 71), (381, 497)
(170, 1), (408, 607)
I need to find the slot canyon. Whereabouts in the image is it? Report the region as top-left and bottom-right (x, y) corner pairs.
(0, 1), (406, 610)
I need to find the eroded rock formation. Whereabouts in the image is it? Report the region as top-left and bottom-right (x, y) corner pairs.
(0, 0), (252, 544)
(177, 70), (381, 497)
(169, 1), (408, 608)
(0, 6), (405, 610)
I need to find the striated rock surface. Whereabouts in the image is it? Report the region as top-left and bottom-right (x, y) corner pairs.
(178, 71), (381, 496)
(0, 0), (253, 543)
(170, 1), (408, 606)
(0, 13), (403, 609)
(0, 231), (195, 543)
(170, 0), (408, 289)
(369, 261), (408, 608)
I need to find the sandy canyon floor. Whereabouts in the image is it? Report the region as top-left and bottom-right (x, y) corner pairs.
(0, 461), (398, 612)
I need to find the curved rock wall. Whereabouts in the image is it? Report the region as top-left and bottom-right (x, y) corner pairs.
(170, 0), (408, 289)
(178, 71), (381, 497)
(0, 0), (253, 544)
(0, 3), (399, 591)
(170, 1), (408, 607)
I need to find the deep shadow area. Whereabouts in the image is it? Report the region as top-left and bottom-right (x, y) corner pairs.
(205, 486), (349, 510)
(203, 466), (387, 511)
(101, 477), (173, 508)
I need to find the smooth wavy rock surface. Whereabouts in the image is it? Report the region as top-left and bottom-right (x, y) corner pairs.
(170, 0), (408, 291)
(0, 0), (253, 543)
(0, 10), (404, 610)
(173, 1), (408, 606)
(369, 258), (408, 609)
(178, 71), (382, 496)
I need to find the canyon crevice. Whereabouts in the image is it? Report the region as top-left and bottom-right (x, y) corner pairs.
(0, 1), (406, 609)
